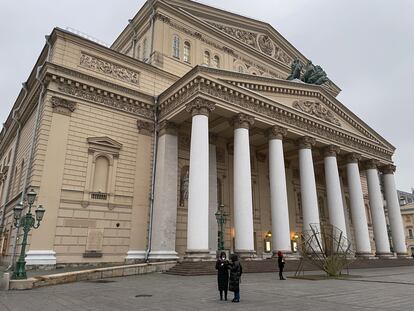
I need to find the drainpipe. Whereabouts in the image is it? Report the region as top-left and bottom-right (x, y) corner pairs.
(128, 19), (137, 59)
(145, 96), (159, 262)
(149, 6), (156, 64)
(6, 35), (51, 271)
(0, 82), (27, 235)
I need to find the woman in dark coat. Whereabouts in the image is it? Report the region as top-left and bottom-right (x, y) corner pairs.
(277, 251), (286, 280)
(229, 254), (242, 302)
(215, 252), (229, 300)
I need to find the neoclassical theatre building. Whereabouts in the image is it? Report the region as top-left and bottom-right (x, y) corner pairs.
(0, 0), (407, 266)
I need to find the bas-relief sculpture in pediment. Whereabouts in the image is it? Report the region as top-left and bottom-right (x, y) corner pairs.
(204, 21), (293, 66)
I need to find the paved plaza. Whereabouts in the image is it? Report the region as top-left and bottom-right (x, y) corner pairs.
(1, 266), (414, 311)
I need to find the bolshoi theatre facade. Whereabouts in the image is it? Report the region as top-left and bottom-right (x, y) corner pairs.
(0, 0), (408, 266)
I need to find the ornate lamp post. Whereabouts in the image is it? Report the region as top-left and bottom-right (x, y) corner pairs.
(12, 189), (45, 279)
(215, 204), (228, 251)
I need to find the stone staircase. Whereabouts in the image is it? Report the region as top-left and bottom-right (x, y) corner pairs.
(165, 258), (414, 276)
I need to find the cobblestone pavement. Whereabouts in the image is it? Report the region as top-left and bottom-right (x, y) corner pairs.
(1, 266), (414, 311)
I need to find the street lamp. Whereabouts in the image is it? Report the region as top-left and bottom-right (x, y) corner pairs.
(215, 204), (228, 251)
(12, 189), (45, 279)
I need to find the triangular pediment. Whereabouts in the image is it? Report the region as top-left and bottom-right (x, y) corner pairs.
(87, 136), (122, 152)
(175, 67), (394, 152)
(161, 0), (341, 97)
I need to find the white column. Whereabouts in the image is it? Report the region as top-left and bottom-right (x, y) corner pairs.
(365, 160), (391, 257)
(323, 145), (348, 244)
(208, 140), (218, 255)
(345, 153), (372, 256)
(381, 164), (407, 256)
(233, 113), (255, 258)
(298, 137), (320, 236)
(268, 126), (291, 255)
(185, 99), (215, 260)
(149, 121), (179, 260)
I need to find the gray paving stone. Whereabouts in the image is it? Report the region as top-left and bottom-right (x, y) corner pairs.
(1, 266), (414, 310)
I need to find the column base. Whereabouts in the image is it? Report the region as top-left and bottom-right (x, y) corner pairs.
(184, 250), (214, 262)
(235, 250), (257, 260)
(271, 250), (293, 258)
(148, 250), (179, 261)
(375, 252), (394, 259)
(355, 252), (374, 259)
(396, 252), (410, 259)
(25, 250), (56, 266)
(125, 250), (146, 261)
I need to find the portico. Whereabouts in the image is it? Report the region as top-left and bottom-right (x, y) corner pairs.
(149, 66), (407, 260)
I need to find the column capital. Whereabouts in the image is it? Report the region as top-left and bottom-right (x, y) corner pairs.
(209, 133), (218, 145)
(267, 125), (287, 140)
(345, 153), (361, 164)
(362, 159), (380, 170)
(137, 119), (155, 136)
(51, 96), (76, 116)
(185, 98), (215, 117)
(296, 136), (316, 149)
(157, 120), (178, 136)
(379, 164), (396, 174)
(232, 113), (255, 130)
(323, 145), (340, 157)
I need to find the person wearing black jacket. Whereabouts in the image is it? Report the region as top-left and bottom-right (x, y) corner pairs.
(229, 254), (242, 302)
(215, 252), (229, 301)
(277, 251), (286, 280)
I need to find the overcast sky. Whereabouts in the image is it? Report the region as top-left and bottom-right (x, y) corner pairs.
(0, 0), (413, 192)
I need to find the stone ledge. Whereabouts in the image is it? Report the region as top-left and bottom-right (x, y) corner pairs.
(8, 261), (176, 291)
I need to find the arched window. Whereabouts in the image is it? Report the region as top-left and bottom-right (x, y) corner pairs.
(203, 51), (211, 66)
(142, 38), (148, 60)
(212, 55), (220, 68)
(172, 35), (180, 59)
(238, 66), (244, 73)
(183, 41), (191, 63)
(93, 156), (110, 193)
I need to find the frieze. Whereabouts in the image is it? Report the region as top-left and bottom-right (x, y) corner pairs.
(57, 85), (153, 119)
(79, 53), (140, 86)
(50, 96), (76, 115)
(206, 22), (293, 65)
(293, 100), (341, 126)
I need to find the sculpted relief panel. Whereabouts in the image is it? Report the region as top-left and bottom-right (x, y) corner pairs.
(206, 22), (293, 65)
(79, 53), (140, 86)
(292, 100), (341, 126)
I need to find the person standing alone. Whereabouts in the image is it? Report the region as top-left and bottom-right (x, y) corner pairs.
(215, 252), (229, 301)
(277, 251), (286, 280)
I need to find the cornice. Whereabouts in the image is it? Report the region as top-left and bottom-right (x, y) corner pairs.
(158, 73), (393, 161)
(50, 74), (154, 120)
(46, 63), (154, 100)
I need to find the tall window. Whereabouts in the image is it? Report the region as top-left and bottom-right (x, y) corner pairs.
(183, 41), (191, 63)
(212, 55), (220, 68)
(143, 38), (148, 60)
(203, 51), (211, 66)
(18, 160), (24, 192)
(409, 229), (413, 238)
(93, 156), (110, 193)
(136, 44), (141, 60)
(172, 35), (180, 59)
